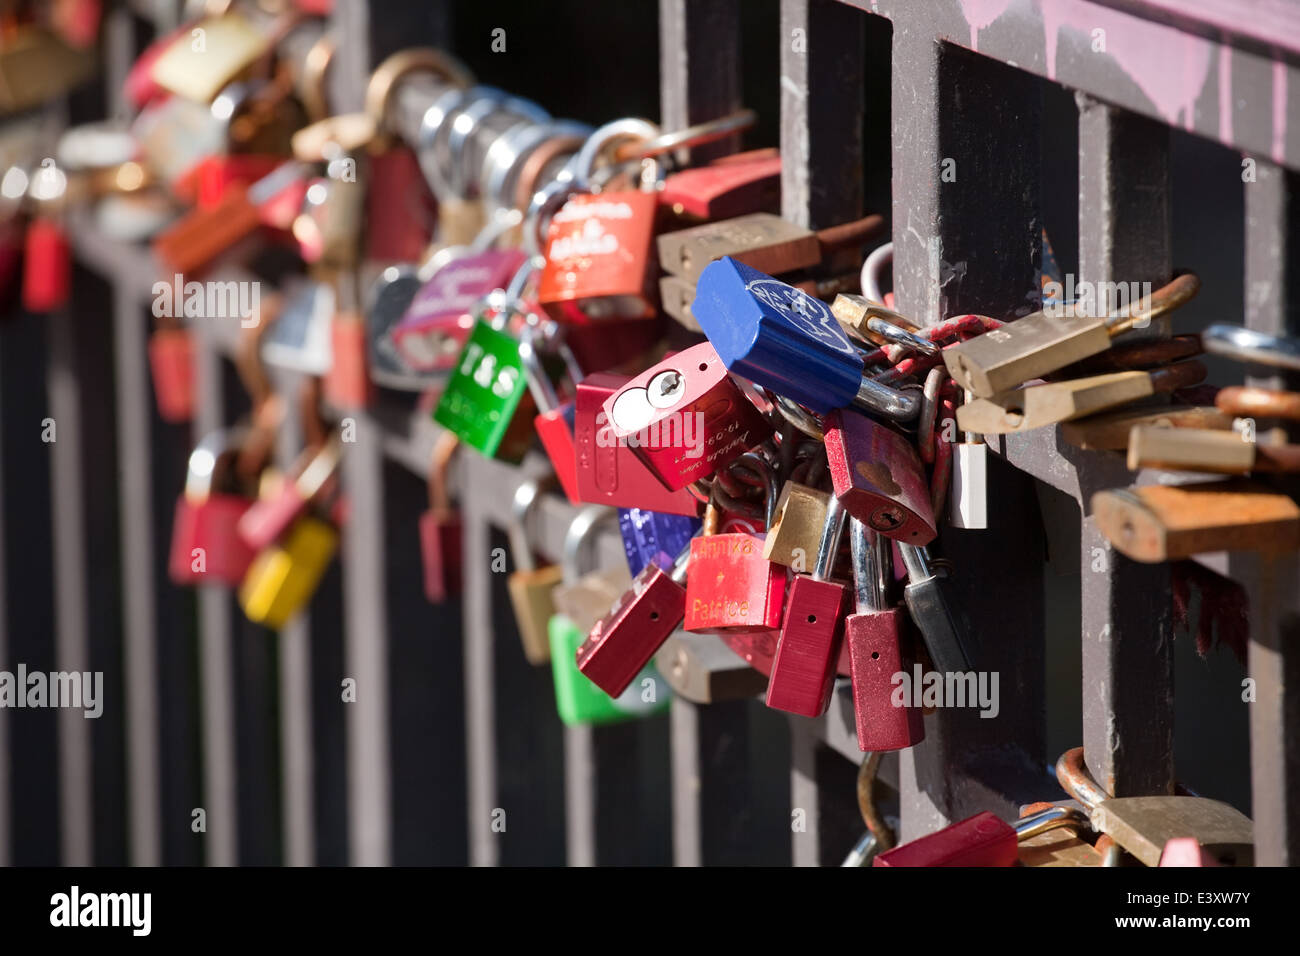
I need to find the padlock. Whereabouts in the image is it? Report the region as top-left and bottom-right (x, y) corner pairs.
(237, 436), (341, 552)
(602, 341), (773, 491)
(537, 118), (662, 324)
(23, 158), (71, 313)
(657, 212), (883, 282)
(550, 615), (671, 727)
(1090, 480), (1300, 562)
(261, 279), (335, 375)
(693, 258), (920, 420)
(239, 515), (339, 630)
(618, 506), (700, 578)
(432, 265), (541, 462)
(654, 632), (769, 704)
(824, 409), (936, 545)
(148, 324), (194, 423)
(419, 432), (464, 604)
(956, 361), (1208, 435)
(1055, 746), (1253, 867)
(898, 543), (975, 673)
(1060, 403), (1233, 451)
(551, 506), (632, 638)
(766, 495), (849, 717)
(579, 544), (691, 699)
(845, 519), (924, 752)
(550, 507), (669, 724)
(658, 149), (781, 221)
(1215, 384), (1300, 421)
(505, 479), (562, 663)
(684, 462), (786, 635)
(763, 481), (830, 570)
(943, 273), (1200, 398)
(168, 429), (259, 587)
(149, 9), (271, 104)
(573, 371), (701, 515)
(391, 247), (528, 373)
(872, 805), (1093, 867)
(1126, 425), (1260, 475)
(520, 322), (583, 503)
(324, 312), (373, 410)
(193, 154), (285, 210)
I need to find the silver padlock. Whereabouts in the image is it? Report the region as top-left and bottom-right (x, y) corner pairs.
(950, 389), (989, 530)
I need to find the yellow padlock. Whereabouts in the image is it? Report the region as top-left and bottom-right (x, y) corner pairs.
(239, 516), (338, 630)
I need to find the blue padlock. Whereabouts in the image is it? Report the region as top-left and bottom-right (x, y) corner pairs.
(618, 507), (701, 578)
(692, 257), (919, 421)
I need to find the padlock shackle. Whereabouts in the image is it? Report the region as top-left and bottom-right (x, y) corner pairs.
(1015, 805), (1092, 841)
(562, 505), (617, 583)
(733, 452), (778, 528)
(517, 322), (561, 414)
(1215, 384), (1300, 421)
(813, 495), (847, 582)
(185, 427), (251, 502)
(508, 477), (548, 572)
(849, 518), (890, 615)
(1204, 323), (1300, 371)
(508, 125), (589, 215)
(572, 117), (659, 191)
(860, 241), (892, 305)
(445, 88), (550, 200)
(855, 751), (896, 852)
(764, 389), (825, 441)
(428, 430), (459, 514)
(364, 47), (473, 133)
(616, 109), (756, 162)
(1105, 271), (1200, 336)
(1054, 746), (1110, 812)
(852, 376), (921, 422)
(897, 542), (935, 585)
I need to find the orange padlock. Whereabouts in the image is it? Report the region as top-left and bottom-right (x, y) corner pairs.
(324, 313), (372, 409)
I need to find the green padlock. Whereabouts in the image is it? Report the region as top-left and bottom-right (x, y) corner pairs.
(433, 258), (552, 462)
(548, 505), (670, 726)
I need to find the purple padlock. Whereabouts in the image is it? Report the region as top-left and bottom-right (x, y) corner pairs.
(391, 248), (527, 372)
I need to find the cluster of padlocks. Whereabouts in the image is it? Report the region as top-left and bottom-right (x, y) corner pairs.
(32, 2), (1279, 866)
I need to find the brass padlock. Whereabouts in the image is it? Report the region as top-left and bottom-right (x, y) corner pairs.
(239, 516), (339, 630)
(1126, 425), (1258, 474)
(150, 10), (272, 104)
(1060, 404), (1233, 451)
(1090, 480), (1300, 562)
(943, 273), (1200, 398)
(551, 506), (631, 634)
(505, 479), (563, 665)
(956, 361), (1206, 434)
(762, 480), (831, 572)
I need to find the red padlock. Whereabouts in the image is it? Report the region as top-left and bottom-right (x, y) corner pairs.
(825, 408), (937, 546)
(766, 497), (850, 718)
(324, 313), (372, 409)
(844, 518), (924, 752)
(684, 466), (786, 635)
(419, 432), (464, 603)
(148, 325), (195, 423)
(168, 430), (258, 587)
(537, 189), (660, 325)
(194, 154), (284, 210)
(602, 341), (773, 492)
(365, 145), (436, 263)
(574, 371), (700, 516)
(873, 811), (1017, 867)
(23, 217), (71, 313)
(519, 324), (583, 504)
(237, 436), (341, 552)
(659, 149), (781, 220)
(578, 548), (689, 698)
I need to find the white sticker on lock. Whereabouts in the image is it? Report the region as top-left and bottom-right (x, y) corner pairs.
(951, 440), (989, 530)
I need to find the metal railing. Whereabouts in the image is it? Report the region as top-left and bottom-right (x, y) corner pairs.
(0, 0), (1294, 867)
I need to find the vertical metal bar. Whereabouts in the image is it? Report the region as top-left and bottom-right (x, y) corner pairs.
(46, 307), (93, 866)
(669, 697), (704, 866)
(271, 388), (313, 867)
(780, 0), (864, 230)
(341, 415), (391, 866)
(1238, 160), (1300, 865)
(194, 324), (238, 866)
(112, 284), (163, 866)
(0, 329), (9, 866)
(891, 36), (1046, 838)
(1076, 98), (1175, 798)
(789, 721), (821, 866)
(659, 0), (742, 164)
(462, 482), (497, 867)
(564, 725), (596, 867)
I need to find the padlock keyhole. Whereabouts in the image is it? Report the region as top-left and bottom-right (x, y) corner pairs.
(806, 614), (816, 623)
